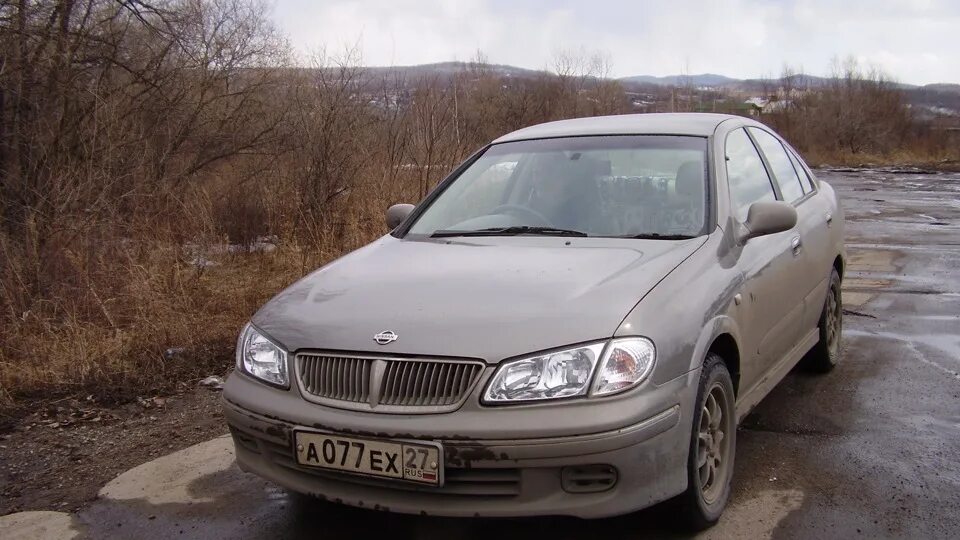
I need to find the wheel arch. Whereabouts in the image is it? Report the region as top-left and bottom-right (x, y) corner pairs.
(690, 316), (743, 397)
(833, 254), (845, 280)
(707, 334), (741, 396)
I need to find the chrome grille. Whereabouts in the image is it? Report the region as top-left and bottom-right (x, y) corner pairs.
(296, 354), (484, 412)
(299, 355), (371, 402)
(379, 360), (482, 407)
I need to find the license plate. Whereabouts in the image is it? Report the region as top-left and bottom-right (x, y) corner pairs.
(294, 431), (443, 486)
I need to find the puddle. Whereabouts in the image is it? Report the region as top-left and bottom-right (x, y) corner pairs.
(846, 329), (960, 381)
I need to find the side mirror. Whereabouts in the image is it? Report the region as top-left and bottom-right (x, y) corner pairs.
(740, 201), (797, 243)
(386, 203), (415, 229)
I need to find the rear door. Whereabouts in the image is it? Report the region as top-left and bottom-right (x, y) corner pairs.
(747, 127), (829, 336)
(724, 128), (802, 394)
(786, 146), (835, 329)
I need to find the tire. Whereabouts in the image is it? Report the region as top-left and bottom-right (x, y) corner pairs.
(805, 268), (842, 373)
(675, 352), (736, 531)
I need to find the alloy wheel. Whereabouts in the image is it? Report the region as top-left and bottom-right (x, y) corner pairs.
(696, 383), (731, 504)
(825, 284), (842, 355)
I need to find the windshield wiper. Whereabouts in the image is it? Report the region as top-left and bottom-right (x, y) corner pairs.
(431, 226), (588, 238)
(626, 233), (697, 240)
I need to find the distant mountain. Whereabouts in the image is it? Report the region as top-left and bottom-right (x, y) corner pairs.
(619, 73), (739, 87)
(335, 62), (960, 115)
(360, 61), (549, 80)
(617, 72), (959, 112)
(619, 73), (959, 95)
(736, 74), (832, 90)
(358, 63), (958, 94)
(921, 83), (960, 94)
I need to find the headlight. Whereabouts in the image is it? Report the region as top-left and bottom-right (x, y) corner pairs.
(236, 324), (289, 387)
(483, 342), (604, 403)
(482, 337), (656, 403)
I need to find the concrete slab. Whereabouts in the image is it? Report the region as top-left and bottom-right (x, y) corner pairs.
(0, 511), (81, 540)
(99, 436), (235, 505)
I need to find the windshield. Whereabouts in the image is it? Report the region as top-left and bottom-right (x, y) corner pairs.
(406, 135), (708, 238)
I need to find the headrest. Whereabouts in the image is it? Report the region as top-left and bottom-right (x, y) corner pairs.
(676, 161), (704, 196)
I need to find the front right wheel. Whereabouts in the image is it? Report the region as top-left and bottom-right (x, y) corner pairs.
(676, 352), (736, 531)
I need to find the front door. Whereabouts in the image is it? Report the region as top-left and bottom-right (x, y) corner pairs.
(724, 128), (805, 395)
(748, 127), (829, 337)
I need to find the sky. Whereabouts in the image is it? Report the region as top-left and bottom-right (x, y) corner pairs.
(271, 0), (957, 85)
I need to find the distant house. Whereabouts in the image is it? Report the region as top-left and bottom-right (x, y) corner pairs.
(626, 91), (657, 112)
(741, 97), (792, 116)
(762, 100), (792, 114)
(716, 101), (760, 118)
(740, 97), (766, 117)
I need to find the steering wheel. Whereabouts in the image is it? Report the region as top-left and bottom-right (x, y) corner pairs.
(489, 204), (552, 226)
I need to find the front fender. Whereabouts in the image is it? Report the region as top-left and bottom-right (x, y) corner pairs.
(617, 230), (744, 387)
(687, 315), (743, 375)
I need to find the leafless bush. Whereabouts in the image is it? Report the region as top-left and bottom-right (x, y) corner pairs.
(762, 58), (948, 164)
(0, 0), (293, 405)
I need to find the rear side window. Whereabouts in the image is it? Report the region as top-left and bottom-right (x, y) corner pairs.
(787, 148), (816, 193)
(725, 128), (776, 222)
(748, 127), (805, 203)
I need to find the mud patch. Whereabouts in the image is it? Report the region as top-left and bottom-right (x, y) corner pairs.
(846, 248), (899, 273)
(701, 489), (804, 540)
(0, 388), (227, 515)
(841, 291), (873, 308)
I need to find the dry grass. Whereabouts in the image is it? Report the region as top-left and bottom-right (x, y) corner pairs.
(0, 232), (322, 407)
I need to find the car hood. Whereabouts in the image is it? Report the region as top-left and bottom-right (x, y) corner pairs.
(253, 235), (705, 363)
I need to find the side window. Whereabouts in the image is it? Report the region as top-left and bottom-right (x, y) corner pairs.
(725, 128), (776, 222)
(747, 127), (805, 203)
(787, 148), (816, 193)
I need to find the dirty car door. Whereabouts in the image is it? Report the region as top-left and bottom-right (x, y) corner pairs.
(724, 128), (803, 394)
(748, 127), (827, 339)
(786, 146), (837, 331)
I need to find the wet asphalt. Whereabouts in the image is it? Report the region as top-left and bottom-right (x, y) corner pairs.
(4, 169), (960, 539)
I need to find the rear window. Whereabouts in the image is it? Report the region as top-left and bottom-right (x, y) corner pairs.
(787, 148), (816, 193)
(747, 127), (805, 203)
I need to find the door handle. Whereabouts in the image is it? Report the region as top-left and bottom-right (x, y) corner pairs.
(791, 236), (802, 256)
(825, 212), (833, 226)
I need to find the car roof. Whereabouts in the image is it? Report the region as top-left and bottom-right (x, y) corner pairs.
(492, 113), (748, 143)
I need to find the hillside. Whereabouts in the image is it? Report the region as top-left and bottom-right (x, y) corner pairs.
(352, 62), (960, 117)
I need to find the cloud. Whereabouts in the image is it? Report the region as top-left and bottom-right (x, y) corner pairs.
(271, 0), (958, 84)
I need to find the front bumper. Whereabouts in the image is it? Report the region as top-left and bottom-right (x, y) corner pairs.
(222, 368), (699, 518)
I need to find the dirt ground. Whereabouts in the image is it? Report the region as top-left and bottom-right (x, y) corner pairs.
(0, 385), (227, 515)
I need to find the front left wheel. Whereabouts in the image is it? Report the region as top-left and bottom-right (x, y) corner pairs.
(676, 352), (736, 531)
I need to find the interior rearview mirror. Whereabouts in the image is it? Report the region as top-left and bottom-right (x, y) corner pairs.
(386, 203), (415, 229)
(740, 201), (797, 243)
